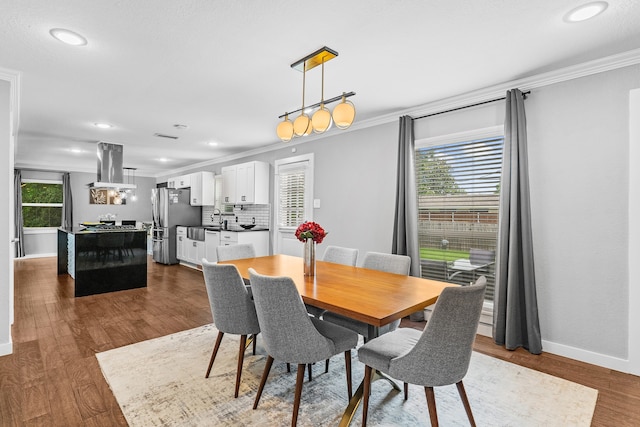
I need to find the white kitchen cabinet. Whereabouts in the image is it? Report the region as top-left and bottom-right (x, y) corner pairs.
(176, 227), (187, 260)
(190, 171), (215, 206)
(167, 177), (177, 189)
(219, 230), (269, 256)
(221, 166), (237, 204)
(204, 230), (220, 262)
(186, 239), (205, 265)
(176, 174), (191, 189)
(221, 161), (269, 204)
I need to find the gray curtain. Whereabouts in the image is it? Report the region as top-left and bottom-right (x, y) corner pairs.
(493, 89), (542, 354)
(14, 169), (25, 257)
(62, 172), (73, 229)
(392, 115), (421, 277)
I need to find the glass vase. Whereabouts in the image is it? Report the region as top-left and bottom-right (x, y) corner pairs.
(303, 239), (316, 276)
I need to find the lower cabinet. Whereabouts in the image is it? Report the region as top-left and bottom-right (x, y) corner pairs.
(220, 230), (269, 256)
(186, 239), (205, 265)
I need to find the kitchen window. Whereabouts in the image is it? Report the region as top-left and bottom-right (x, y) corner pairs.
(415, 129), (503, 301)
(21, 179), (63, 228)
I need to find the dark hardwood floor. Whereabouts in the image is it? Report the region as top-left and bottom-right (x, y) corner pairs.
(1, 256), (639, 426)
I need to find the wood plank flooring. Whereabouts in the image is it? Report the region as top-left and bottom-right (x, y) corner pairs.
(1, 256), (639, 426)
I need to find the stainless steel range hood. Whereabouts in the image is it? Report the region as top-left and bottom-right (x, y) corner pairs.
(89, 142), (136, 189)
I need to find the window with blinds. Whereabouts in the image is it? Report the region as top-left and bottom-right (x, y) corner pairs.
(415, 136), (503, 301)
(277, 164), (307, 228)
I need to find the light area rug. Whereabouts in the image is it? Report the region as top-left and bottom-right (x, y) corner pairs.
(96, 324), (597, 426)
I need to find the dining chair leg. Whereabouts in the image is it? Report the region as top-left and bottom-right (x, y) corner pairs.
(292, 364), (306, 427)
(362, 365), (372, 427)
(252, 333), (257, 355)
(308, 363), (312, 381)
(287, 363), (291, 372)
(456, 381), (477, 427)
(424, 386), (439, 427)
(205, 331), (224, 378)
(344, 350), (352, 399)
(404, 382), (408, 400)
(253, 355), (274, 409)
(325, 359), (329, 373)
(234, 335), (247, 398)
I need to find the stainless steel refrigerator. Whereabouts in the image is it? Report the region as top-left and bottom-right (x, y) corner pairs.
(151, 188), (202, 264)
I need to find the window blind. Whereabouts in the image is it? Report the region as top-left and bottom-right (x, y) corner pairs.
(277, 162), (307, 228)
(415, 136), (503, 300)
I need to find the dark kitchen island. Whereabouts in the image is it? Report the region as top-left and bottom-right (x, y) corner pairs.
(58, 226), (148, 297)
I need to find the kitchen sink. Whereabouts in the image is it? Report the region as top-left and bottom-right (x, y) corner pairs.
(187, 227), (206, 241)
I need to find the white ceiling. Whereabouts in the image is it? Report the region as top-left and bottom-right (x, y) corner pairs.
(2, 0), (640, 177)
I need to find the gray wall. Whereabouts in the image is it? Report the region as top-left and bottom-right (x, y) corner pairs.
(159, 64), (639, 368)
(70, 171), (157, 225)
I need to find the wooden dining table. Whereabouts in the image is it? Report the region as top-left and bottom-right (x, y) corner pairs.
(219, 253), (456, 425)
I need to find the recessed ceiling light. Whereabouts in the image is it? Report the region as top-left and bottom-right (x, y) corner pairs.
(173, 124), (189, 130)
(207, 141), (218, 147)
(70, 148), (83, 154)
(564, 1), (608, 23)
(94, 122), (112, 129)
(158, 158), (169, 162)
(49, 28), (88, 46)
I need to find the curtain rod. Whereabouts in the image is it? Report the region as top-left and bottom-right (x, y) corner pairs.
(413, 91), (530, 121)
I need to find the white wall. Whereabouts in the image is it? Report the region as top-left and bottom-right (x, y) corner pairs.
(0, 79), (11, 356)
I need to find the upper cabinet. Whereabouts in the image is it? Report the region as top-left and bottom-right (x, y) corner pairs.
(190, 171), (215, 206)
(167, 172), (215, 205)
(221, 161), (269, 204)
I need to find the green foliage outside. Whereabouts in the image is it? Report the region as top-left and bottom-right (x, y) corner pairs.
(420, 248), (469, 262)
(415, 149), (464, 195)
(22, 183), (63, 228)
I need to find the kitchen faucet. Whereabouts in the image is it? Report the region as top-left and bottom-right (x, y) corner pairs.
(212, 208), (223, 225)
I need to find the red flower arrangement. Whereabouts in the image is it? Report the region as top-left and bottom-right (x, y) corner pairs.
(295, 221), (327, 244)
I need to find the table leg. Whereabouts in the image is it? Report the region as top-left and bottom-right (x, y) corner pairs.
(338, 370), (401, 426)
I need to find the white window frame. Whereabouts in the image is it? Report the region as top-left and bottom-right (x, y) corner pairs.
(416, 126), (503, 337)
(21, 178), (63, 233)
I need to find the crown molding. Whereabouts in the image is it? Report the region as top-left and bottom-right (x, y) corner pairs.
(158, 48), (640, 179)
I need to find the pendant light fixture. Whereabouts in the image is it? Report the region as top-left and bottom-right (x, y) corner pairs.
(276, 46), (355, 142)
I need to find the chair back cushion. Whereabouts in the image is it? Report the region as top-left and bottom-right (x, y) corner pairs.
(390, 282), (486, 386)
(216, 243), (256, 262)
(249, 268), (335, 363)
(362, 252), (411, 275)
(322, 246), (358, 266)
(201, 260), (260, 335)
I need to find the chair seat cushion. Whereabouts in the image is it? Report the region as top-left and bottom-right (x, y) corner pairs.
(357, 328), (422, 372)
(322, 311), (399, 340)
(311, 317), (358, 353)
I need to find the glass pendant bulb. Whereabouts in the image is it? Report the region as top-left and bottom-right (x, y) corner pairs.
(332, 94), (356, 129)
(277, 113), (294, 142)
(293, 114), (312, 136)
(312, 104), (332, 133)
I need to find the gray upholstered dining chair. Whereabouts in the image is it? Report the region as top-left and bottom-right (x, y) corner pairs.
(216, 243), (256, 262)
(305, 245), (359, 318)
(357, 280), (486, 427)
(248, 268), (358, 426)
(322, 251), (411, 341)
(201, 259), (260, 398)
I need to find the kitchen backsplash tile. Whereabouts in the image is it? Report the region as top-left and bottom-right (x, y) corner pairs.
(202, 205), (270, 229)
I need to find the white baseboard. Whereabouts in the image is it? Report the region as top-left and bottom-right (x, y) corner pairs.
(0, 340), (13, 356)
(541, 340), (630, 374)
(423, 309), (633, 374)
